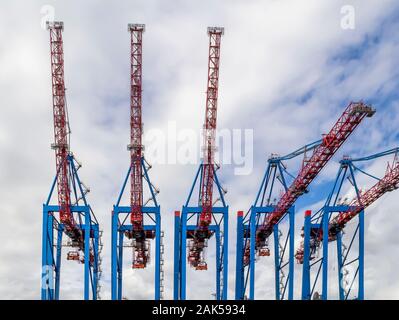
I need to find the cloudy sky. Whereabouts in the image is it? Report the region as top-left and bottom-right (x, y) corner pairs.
(0, 0), (399, 300)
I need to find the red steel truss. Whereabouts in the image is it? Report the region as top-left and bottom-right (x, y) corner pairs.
(47, 21), (81, 243)
(199, 27), (224, 230)
(188, 27), (224, 270)
(127, 24), (152, 269)
(128, 24), (145, 232)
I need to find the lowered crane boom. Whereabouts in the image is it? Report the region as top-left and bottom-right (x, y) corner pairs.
(297, 148), (397, 300)
(295, 148), (399, 265)
(256, 102), (375, 249)
(329, 151), (399, 239)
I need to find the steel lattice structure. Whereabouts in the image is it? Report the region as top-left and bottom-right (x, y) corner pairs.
(42, 21), (101, 300)
(111, 24), (163, 300)
(298, 147), (399, 300)
(235, 101), (375, 300)
(174, 27), (228, 300)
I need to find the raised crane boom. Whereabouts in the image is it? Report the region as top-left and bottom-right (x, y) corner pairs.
(199, 27), (224, 231)
(128, 24), (145, 233)
(256, 102), (375, 248)
(187, 27), (224, 271)
(47, 21), (81, 242)
(329, 154), (399, 238)
(127, 24), (151, 269)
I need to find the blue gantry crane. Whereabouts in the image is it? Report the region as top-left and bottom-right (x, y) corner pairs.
(111, 24), (163, 300)
(174, 27), (228, 300)
(297, 147), (399, 300)
(235, 139), (322, 300)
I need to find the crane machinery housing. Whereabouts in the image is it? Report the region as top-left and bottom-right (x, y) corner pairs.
(298, 146), (399, 300)
(111, 24), (164, 300)
(41, 21), (102, 300)
(174, 27), (228, 300)
(235, 101), (375, 300)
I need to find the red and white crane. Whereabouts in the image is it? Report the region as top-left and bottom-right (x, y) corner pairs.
(188, 27), (224, 270)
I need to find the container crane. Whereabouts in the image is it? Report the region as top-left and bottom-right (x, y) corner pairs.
(235, 101), (375, 300)
(111, 24), (163, 300)
(235, 139), (322, 300)
(174, 27), (228, 300)
(298, 147), (399, 300)
(42, 21), (101, 300)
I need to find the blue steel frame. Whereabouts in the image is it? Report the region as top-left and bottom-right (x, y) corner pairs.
(235, 158), (295, 300)
(301, 160), (365, 300)
(41, 154), (100, 300)
(174, 163), (228, 300)
(111, 157), (161, 300)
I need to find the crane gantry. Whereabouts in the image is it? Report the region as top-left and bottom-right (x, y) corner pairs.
(111, 24), (163, 300)
(298, 147), (399, 300)
(235, 101), (375, 300)
(42, 21), (102, 300)
(174, 27), (228, 300)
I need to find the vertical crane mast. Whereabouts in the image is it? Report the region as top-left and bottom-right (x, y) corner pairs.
(128, 24), (145, 234)
(47, 21), (80, 241)
(199, 27), (224, 231)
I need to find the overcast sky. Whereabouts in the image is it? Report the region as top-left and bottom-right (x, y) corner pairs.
(0, 0), (399, 300)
